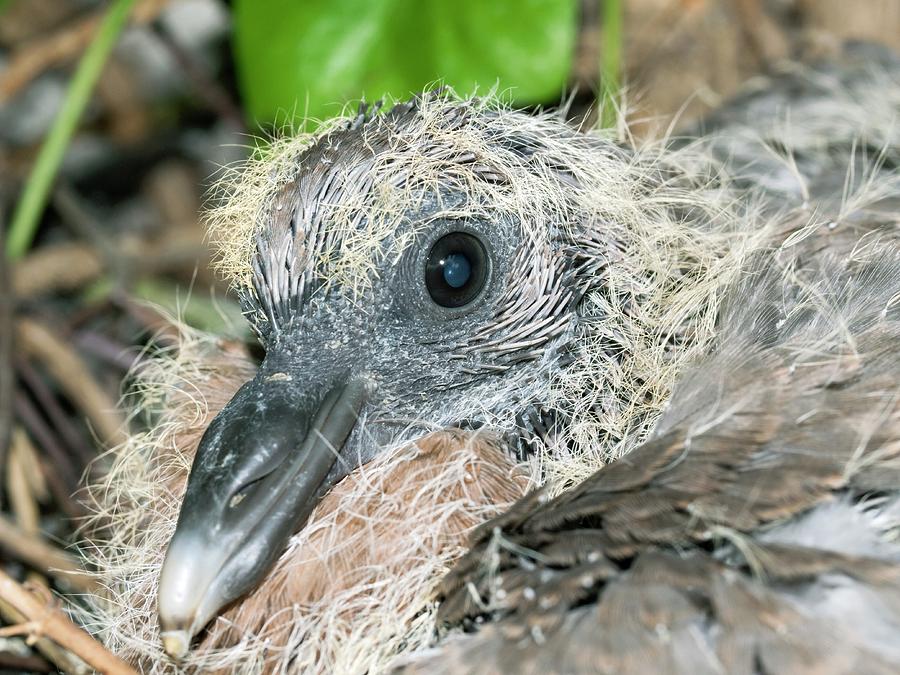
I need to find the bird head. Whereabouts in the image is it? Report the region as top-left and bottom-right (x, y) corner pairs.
(156, 91), (735, 656)
(157, 94), (609, 655)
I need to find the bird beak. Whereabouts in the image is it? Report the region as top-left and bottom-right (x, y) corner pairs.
(157, 368), (368, 658)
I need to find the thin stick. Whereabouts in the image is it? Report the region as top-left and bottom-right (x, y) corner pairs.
(8, 428), (48, 504)
(11, 396), (86, 521)
(0, 569), (138, 675)
(17, 318), (127, 449)
(10, 235), (212, 298)
(5, 0), (137, 259)
(0, 598), (91, 674)
(13, 394), (80, 496)
(0, 513), (97, 594)
(0, 651), (53, 672)
(7, 430), (41, 537)
(0, 13), (104, 102)
(5, 431), (70, 675)
(17, 358), (98, 469)
(0, 216), (12, 498)
(8, 428), (55, 597)
(11, 242), (104, 297)
(0, 0), (171, 102)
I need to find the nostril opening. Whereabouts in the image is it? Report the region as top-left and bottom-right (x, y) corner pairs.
(227, 472), (271, 510)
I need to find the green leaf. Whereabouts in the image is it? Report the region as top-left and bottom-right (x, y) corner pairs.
(233, 0), (577, 127)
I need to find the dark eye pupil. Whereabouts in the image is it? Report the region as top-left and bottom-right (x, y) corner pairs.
(442, 253), (471, 288)
(425, 232), (488, 308)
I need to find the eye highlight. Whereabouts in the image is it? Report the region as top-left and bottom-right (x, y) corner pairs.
(424, 232), (489, 308)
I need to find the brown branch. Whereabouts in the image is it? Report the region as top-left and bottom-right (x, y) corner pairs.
(0, 12), (100, 102)
(0, 214), (13, 503)
(7, 428), (55, 600)
(0, 0), (171, 102)
(0, 569), (138, 675)
(7, 429), (42, 537)
(0, 513), (97, 594)
(14, 393), (80, 495)
(0, 650), (54, 672)
(11, 242), (104, 298)
(0, 597), (91, 674)
(8, 428), (48, 506)
(17, 358), (97, 469)
(11, 235), (211, 299)
(16, 318), (127, 449)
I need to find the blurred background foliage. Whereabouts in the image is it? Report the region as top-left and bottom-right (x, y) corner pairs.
(0, 2), (898, 668)
(233, 0), (580, 126)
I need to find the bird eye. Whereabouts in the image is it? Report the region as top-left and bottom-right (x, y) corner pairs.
(424, 232), (489, 308)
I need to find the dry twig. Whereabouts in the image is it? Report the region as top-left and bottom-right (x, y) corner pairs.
(0, 217), (13, 500)
(16, 359), (97, 470)
(16, 318), (127, 449)
(7, 429), (42, 537)
(11, 241), (104, 298)
(0, 597), (89, 675)
(0, 650), (53, 672)
(0, 569), (137, 675)
(0, 513), (96, 594)
(13, 394), (82, 511)
(0, 0), (172, 102)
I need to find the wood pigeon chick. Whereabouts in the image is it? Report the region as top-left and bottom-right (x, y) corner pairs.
(83, 44), (900, 675)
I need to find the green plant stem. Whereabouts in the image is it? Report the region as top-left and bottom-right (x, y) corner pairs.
(5, 0), (137, 259)
(600, 0), (622, 129)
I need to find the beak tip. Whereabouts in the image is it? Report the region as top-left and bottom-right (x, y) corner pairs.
(161, 630), (192, 659)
